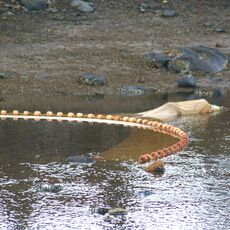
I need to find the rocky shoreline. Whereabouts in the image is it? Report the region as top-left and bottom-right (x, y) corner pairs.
(0, 0), (229, 100)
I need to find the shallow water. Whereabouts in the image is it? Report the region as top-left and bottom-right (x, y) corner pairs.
(0, 93), (229, 230)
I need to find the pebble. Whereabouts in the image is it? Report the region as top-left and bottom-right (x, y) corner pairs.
(79, 73), (107, 86)
(139, 3), (148, 12)
(0, 73), (6, 79)
(203, 22), (212, 27)
(71, 0), (94, 13)
(139, 2), (161, 12)
(215, 27), (226, 33)
(48, 7), (59, 13)
(162, 9), (177, 17)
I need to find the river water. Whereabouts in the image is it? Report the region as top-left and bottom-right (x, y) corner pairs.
(0, 93), (229, 230)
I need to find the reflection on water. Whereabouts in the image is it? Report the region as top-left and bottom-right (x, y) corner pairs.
(0, 93), (230, 229)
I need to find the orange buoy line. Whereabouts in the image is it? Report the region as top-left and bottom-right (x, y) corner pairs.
(0, 110), (188, 163)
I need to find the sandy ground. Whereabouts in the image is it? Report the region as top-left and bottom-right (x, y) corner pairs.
(0, 0), (229, 99)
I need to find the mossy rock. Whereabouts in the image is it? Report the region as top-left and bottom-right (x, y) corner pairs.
(79, 73), (107, 86)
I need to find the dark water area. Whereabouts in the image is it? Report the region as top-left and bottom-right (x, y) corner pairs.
(0, 93), (229, 230)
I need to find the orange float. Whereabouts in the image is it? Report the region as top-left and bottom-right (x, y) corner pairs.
(0, 110), (189, 166)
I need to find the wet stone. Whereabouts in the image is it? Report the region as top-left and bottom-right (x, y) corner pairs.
(162, 9), (177, 17)
(141, 52), (171, 68)
(91, 206), (110, 215)
(71, 0), (94, 13)
(118, 85), (156, 96)
(19, 0), (48, 11)
(107, 208), (128, 216)
(34, 183), (63, 193)
(144, 160), (165, 174)
(177, 75), (197, 88)
(138, 190), (154, 198)
(79, 73), (107, 86)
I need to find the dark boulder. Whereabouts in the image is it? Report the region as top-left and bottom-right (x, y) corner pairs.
(177, 75), (197, 88)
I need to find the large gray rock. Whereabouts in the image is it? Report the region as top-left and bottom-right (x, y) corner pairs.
(144, 46), (228, 77)
(168, 46), (228, 76)
(19, 0), (48, 11)
(71, 0), (94, 13)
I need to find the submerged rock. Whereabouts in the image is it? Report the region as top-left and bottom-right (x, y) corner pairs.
(91, 206), (110, 215)
(144, 160), (165, 173)
(67, 155), (95, 164)
(118, 85), (156, 96)
(79, 73), (107, 86)
(19, 0), (48, 11)
(107, 208), (128, 216)
(177, 74), (197, 88)
(138, 190), (154, 197)
(71, 0), (94, 13)
(34, 183), (63, 193)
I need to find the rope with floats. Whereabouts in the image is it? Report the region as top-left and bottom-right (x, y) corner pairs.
(0, 109), (189, 167)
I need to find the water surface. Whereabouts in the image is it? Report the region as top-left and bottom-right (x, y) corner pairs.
(0, 93), (229, 230)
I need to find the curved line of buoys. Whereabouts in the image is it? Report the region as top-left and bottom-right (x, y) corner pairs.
(0, 110), (189, 163)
